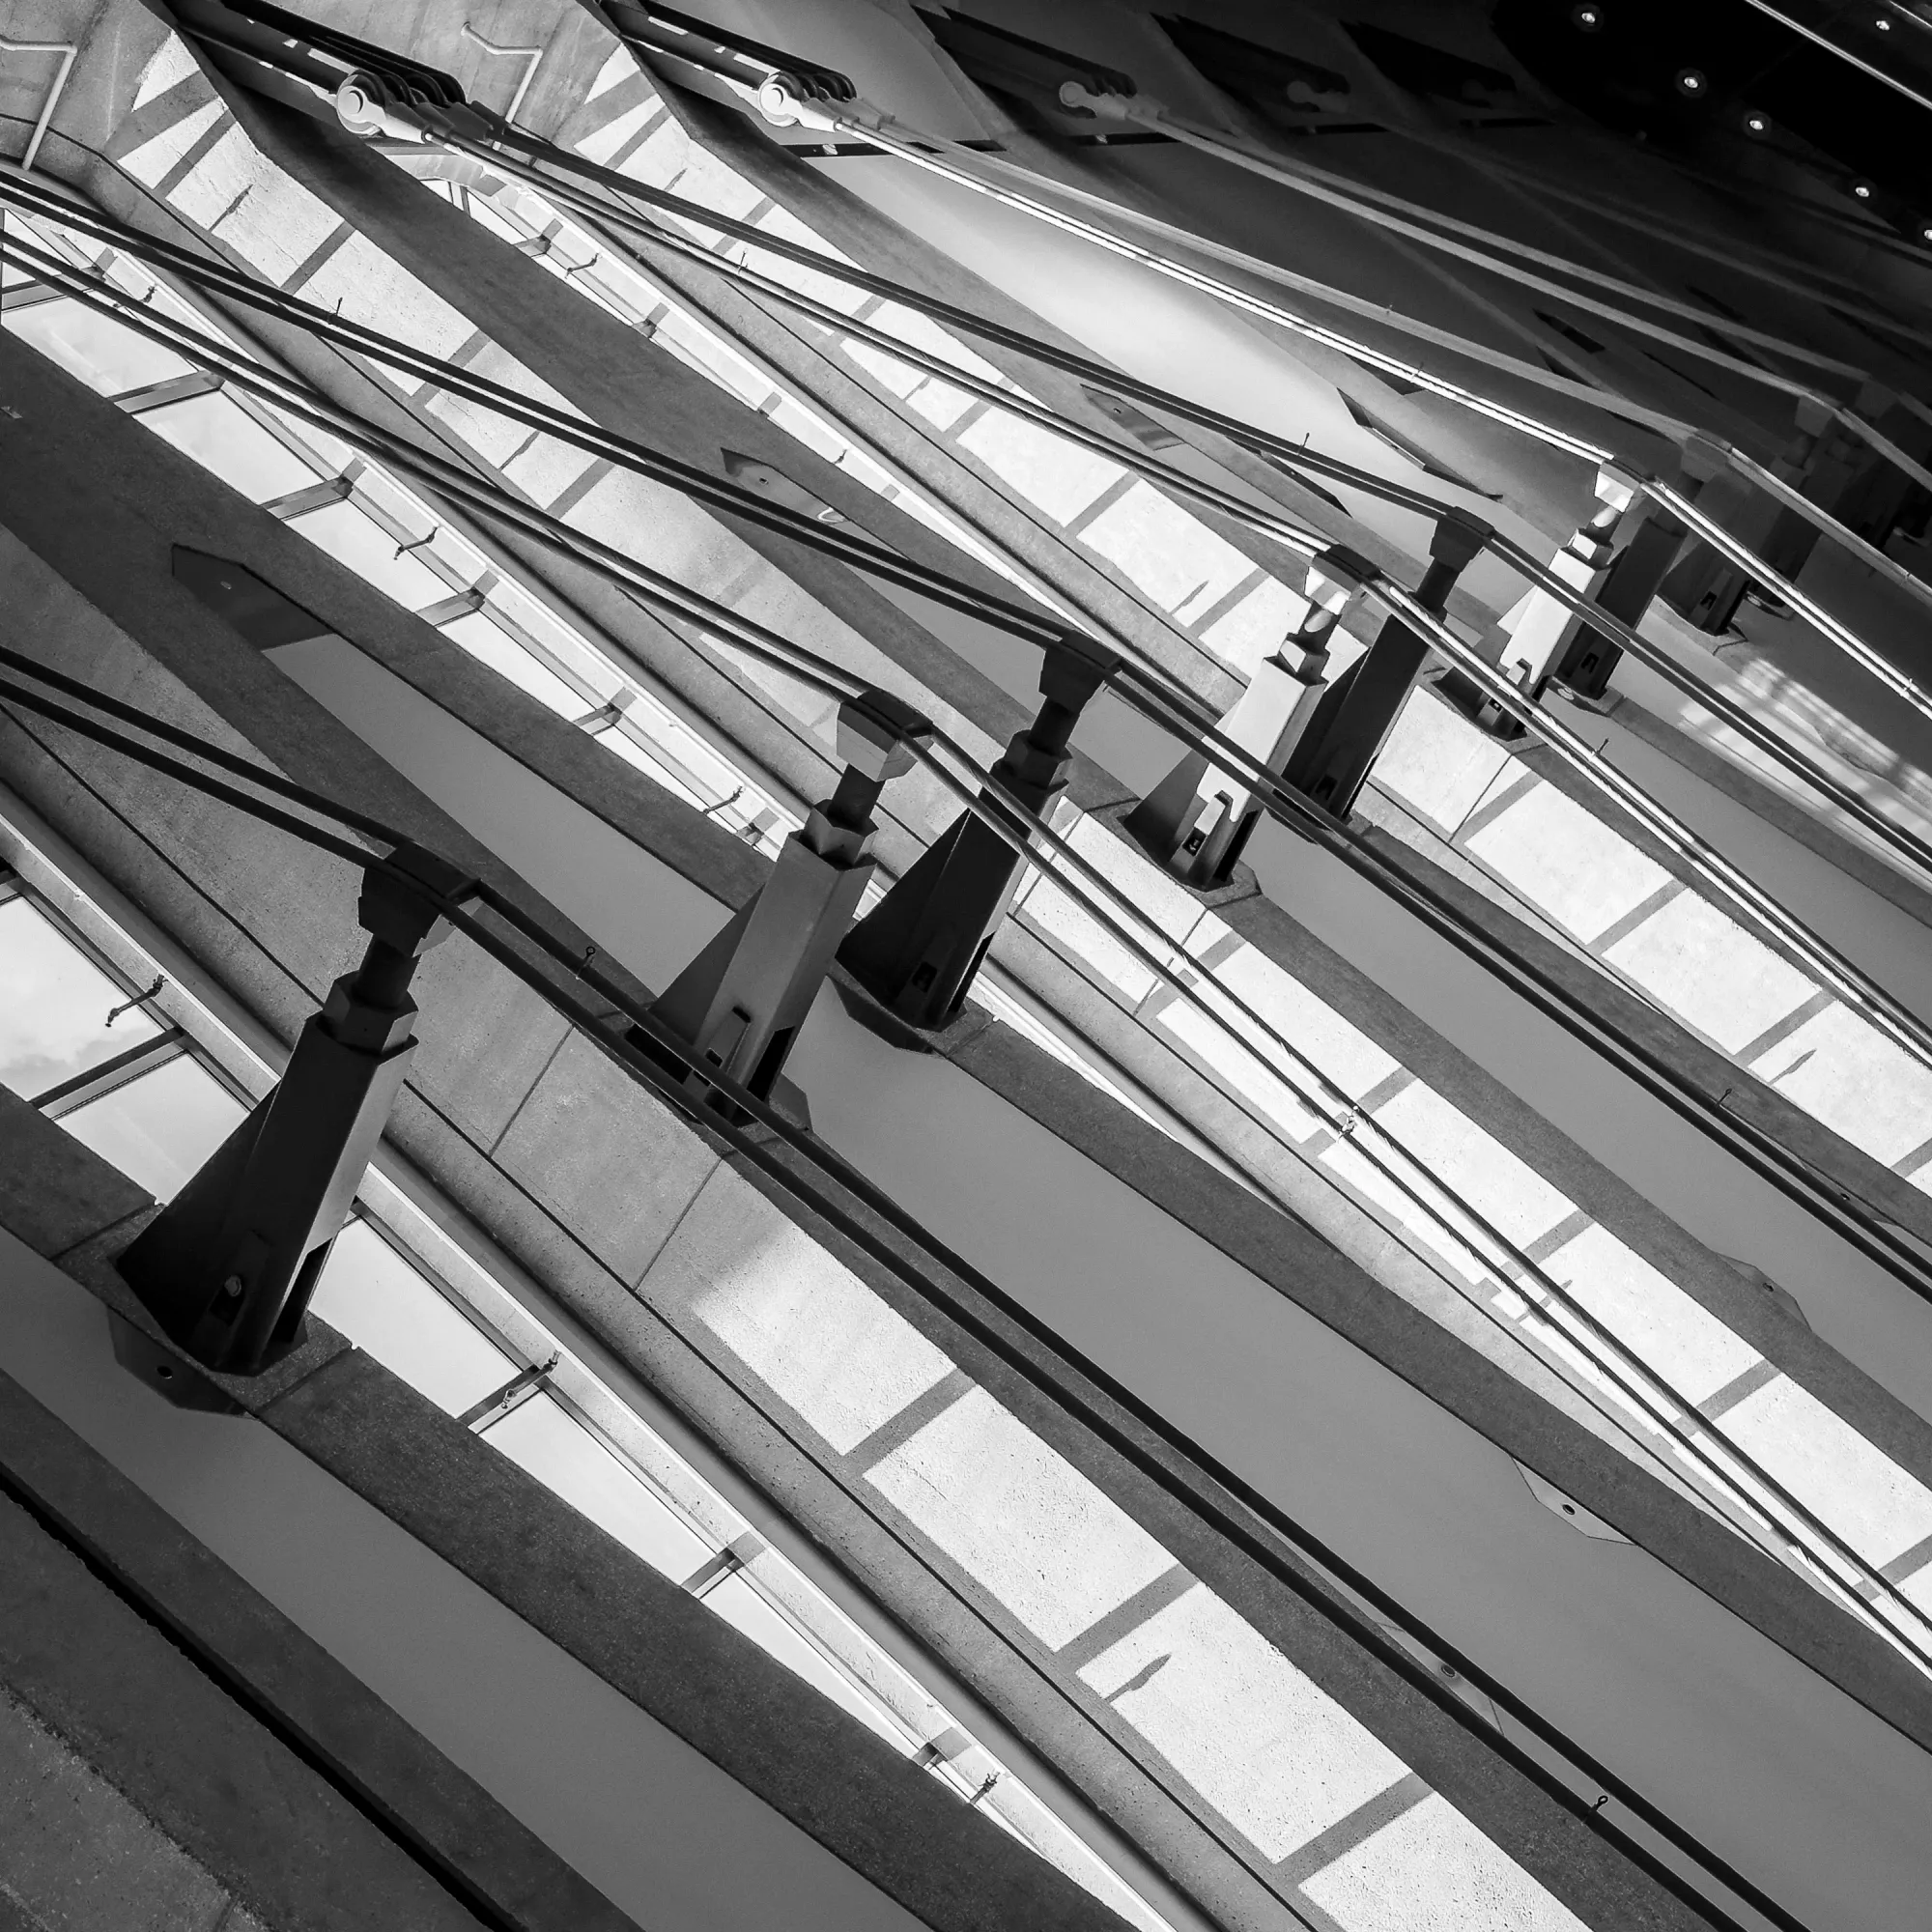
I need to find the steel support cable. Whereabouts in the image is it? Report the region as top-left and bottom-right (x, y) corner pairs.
(1411, 132), (1932, 333)
(469, 116), (1932, 654)
(1093, 101), (1932, 608)
(424, 125), (1461, 522)
(426, 129), (1932, 871)
(1158, 119), (1865, 375)
(733, 99), (1932, 702)
(1739, 0), (1932, 118)
(0, 644), (402, 846)
(1087, 94), (1867, 384)
(22, 200), (1932, 1437)
(1331, 573), (1932, 1071)
(22, 188), (1932, 1098)
(1651, 475), (1932, 722)
(349, 99), (1932, 706)
(9, 209), (1923, 1671)
(0, 438), (1920, 1662)
(21, 208), (1932, 1321)
(477, 158), (1932, 904)
(887, 724), (1932, 1677)
(1487, 536), (1932, 892)
(0, 228), (879, 696)
(795, 112), (1659, 452)
(16, 216), (1932, 1340)
(0, 178), (1094, 668)
(0, 664), (1820, 1932)
(422, 150), (1337, 555)
(1102, 639), (1932, 1300)
(15, 255), (1932, 1711)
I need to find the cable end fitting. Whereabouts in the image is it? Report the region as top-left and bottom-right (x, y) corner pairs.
(1057, 81), (1138, 122)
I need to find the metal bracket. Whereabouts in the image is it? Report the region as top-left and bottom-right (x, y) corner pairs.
(1126, 554), (1366, 887)
(1290, 517), (1488, 819)
(839, 640), (1115, 1028)
(115, 842), (476, 1376)
(646, 689), (931, 1107)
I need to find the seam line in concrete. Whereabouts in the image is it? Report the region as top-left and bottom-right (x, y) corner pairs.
(48, 1206), (153, 1269)
(629, 1151), (729, 1291)
(482, 1028), (573, 1158)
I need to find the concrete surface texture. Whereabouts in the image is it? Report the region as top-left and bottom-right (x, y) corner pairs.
(8, 1), (1932, 1928)
(0, 342), (1710, 1932)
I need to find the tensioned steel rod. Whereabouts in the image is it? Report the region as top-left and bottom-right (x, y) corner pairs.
(14, 215), (1932, 1330)
(1740, 0), (1932, 118)
(430, 119), (1932, 777)
(723, 88), (1932, 703)
(469, 145), (1932, 901)
(894, 727), (1932, 1675)
(12, 230), (1929, 1687)
(27, 175), (1931, 1090)
(1075, 92), (1932, 587)
(0, 666), (1804, 1932)
(1075, 89), (1867, 384)
(39, 220), (1932, 1694)
(443, 125), (1932, 652)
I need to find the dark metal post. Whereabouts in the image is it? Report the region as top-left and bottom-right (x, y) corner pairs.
(839, 639), (1117, 1027)
(117, 843), (473, 1376)
(1549, 494), (1691, 700)
(647, 689), (931, 1107)
(1290, 511), (1491, 819)
(1496, 464), (1641, 698)
(1126, 554), (1369, 888)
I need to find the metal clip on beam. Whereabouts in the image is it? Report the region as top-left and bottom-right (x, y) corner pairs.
(117, 842), (475, 1376)
(1288, 512), (1490, 820)
(1126, 555), (1368, 888)
(648, 690), (932, 1106)
(840, 641), (1116, 1028)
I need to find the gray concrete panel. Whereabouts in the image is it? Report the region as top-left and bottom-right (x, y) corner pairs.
(0, 1494), (484, 1930)
(491, 1029), (724, 1286)
(0, 1368), (640, 1932)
